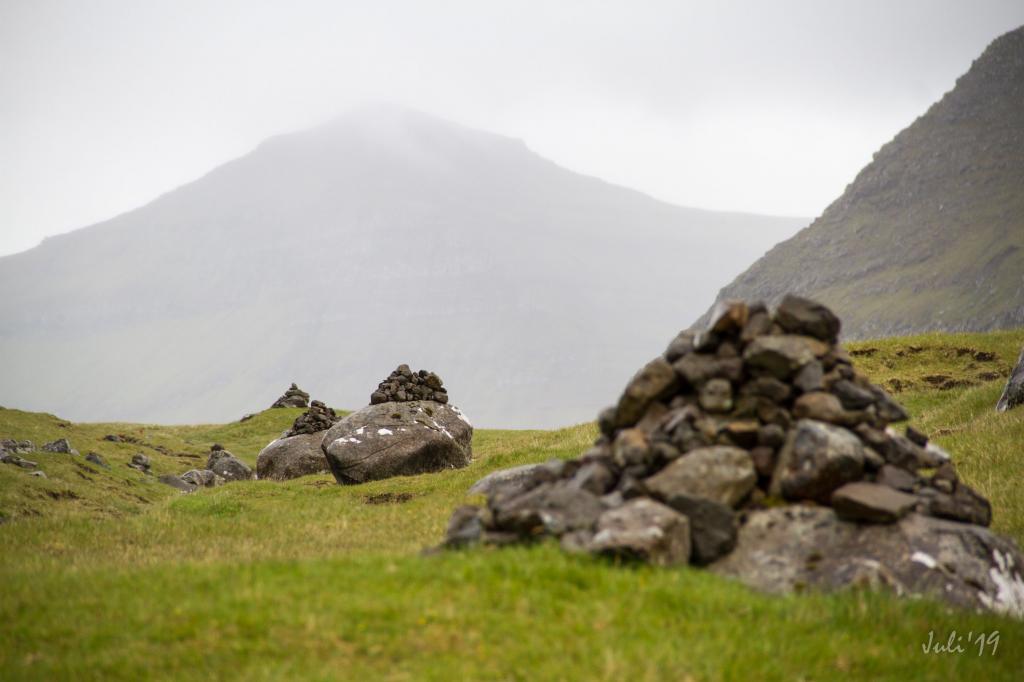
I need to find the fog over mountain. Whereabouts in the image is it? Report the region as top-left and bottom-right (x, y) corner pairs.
(0, 105), (804, 427)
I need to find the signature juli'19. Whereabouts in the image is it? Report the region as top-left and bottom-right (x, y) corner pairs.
(921, 630), (1000, 656)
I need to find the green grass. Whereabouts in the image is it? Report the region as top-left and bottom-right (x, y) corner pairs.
(2, 330), (1024, 680)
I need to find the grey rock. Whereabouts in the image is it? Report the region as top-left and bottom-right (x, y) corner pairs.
(128, 453), (151, 473)
(159, 474), (197, 492)
(771, 419), (865, 503)
(588, 498), (691, 566)
(644, 446), (756, 508)
(673, 354), (743, 387)
(875, 464), (917, 492)
(774, 295), (841, 342)
(468, 462), (548, 498)
(793, 360), (824, 393)
(0, 439), (34, 454)
(831, 380), (875, 410)
(207, 449), (253, 482)
(42, 438), (78, 455)
(271, 383), (310, 409)
(743, 335), (822, 379)
(613, 357), (678, 428)
(492, 483), (604, 536)
(84, 452), (109, 468)
(711, 507), (1024, 618)
(180, 469), (224, 488)
(322, 401), (472, 484)
(831, 482), (918, 523)
(925, 483), (992, 527)
(284, 400), (340, 437)
(256, 432), (331, 480)
(996, 346), (1024, 412)
(659, 492), (737, 565)
(444, 505), (484, 547)
(698, 378), (733, 413)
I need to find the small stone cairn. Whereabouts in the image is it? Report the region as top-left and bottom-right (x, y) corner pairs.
(444, 296), (1001, 564)
(284, 400), (340, 437)
(271, 383), (310, 409)
(371, 365), (448, 405)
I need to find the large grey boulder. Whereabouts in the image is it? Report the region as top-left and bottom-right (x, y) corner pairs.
(256, 432), (331, 480)
(207, 447), (253, 481)
(996, 346), (1024, 412)
(711, 507), (1024, 618)
(322, 401), (472, 484)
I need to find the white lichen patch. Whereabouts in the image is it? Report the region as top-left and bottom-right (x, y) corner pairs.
(978, 549), (1024, 619)
(911, 551), (938, 570)
(355, 427), (366, 436)
(377, 428), (393, 436)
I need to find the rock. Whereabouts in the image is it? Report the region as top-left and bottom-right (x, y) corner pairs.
(673, 354), (742, 387)
(587, 498), (691, 566)
(792, 392), (854, 425)
(159, 474), (197, 493)
(256, 432), (331, 480)
(207, 449), (253, 482)
(284, 400), (340, 437)
(42, 438), (78, 455)
(612, 428), (650, 468)
(924, 483), (992, 527)
(875, 464), (918, 492)
(743, 336), (819, 379)
(566, 461), (615, 496)
(180, 469), (224, 488)
(659, 492), (737, 565)
(322, 401), (472, 484)
(613, 357), (678, 428)
(698, 378), (733, 413)
(704, 300), (749, 335)
(84, 452), (109, 469)
(663, 331), (695, 362)
(1, 454), (38, 469)
(0, 439), (34, 454)
(996, 346), (1024, 412)
(711, 507), (1024, 618)
(271, 383), (310, 409)
(492, 483), (604, 536)
(128, 453), (151, 473)
(370, 365), (450, 404)
(831, 380), (875, 410)
(444, 506), (484, 547)
(30, 470), (46, 478)
(831, 482), (918, 523)
(793, 361), (824, 393)
(771, 419), (865, 503)
(644, 446), (756, 508)
(774, 294), (841, 342)
(468, 462), (550, 498)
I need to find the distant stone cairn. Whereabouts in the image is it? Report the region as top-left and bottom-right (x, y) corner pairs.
(370, 365), (448, 405)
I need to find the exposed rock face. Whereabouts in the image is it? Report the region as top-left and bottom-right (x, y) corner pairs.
(284, 400), (340, 437)
(322, 401), (472, 484)
(996, 346), (1024, 412)
(206, 447), (253, 482)
(441, 297), (1024, 616)
(271, 383), (310, 409)
(695, 27), (1024, 340)
(256, 432), (331, 480)
(370, 365), (449, 405)
(711, 507), (1024, 619)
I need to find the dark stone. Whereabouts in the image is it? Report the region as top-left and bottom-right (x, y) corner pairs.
(743, 336), (823, 379)
(831, 380), (875, 410)
(664, 331), (695, 363)
(774, 295), (841, 342)
(644, 446), (756, 508)
(926, 483), (992, 527)
(180, 469), (223, 488)
(322, 401), (472, 484)
(659, 492), (737, 565)
(587, 498), (691, 566)
(740, 376), (791, 403)
(444, 506), (484, 547)
(875, 464), (917, 492)
(698, 378), (733, 413)
(42, 438), (78, 455)
(284, 400), (341, 437)
(128, 453), (151, 472)
(271, 383), (310, 409)
(84, 452), (109, 469)
(257, 432), (332, 480)
(905, 425), (929, 447)
(159, 474), (196, 493)
(793, 361), (824, 393)
(771, 419), (865, 503)
(492, 483), (604, 536)
(207, 449), (253, 482)
(704, 300), (749, 335)
(757, 424), (786, 449)
(673, 354), (743, 387)
(996, 346), (1024, 412)
(614, 357), (679, 428)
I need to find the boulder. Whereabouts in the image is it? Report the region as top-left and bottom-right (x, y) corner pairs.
(322, 401), (472, 484)
(771, 419), (865, 503)
(159, 474), (196, 492)
(587, 499), (691, 566)
(774, 294), (841, 342)
(643, 446), (756, 508)
(468, 463), (549, 498)
(996, 346), (1024, 412)
(207, 449), (253, 482)
(256, 432), (331, 480)
(271, 383), (310, 409)
(711, 507), (1024, 618)
(180, 469), (224, 488)
(42, 438), (78, 455)
(830, 482), (918, 523)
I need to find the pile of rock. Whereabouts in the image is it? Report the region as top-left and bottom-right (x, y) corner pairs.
(160, 446), (253, 493)
(444, 296), (1024, 617)
(284, 401), (340, 437)
(271, 383), (310, 409)
(996, 346), (1024, 412)
(371, 365), (448, 404)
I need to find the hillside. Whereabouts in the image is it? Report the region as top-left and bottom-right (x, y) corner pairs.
(697, 25), (1024, 338)
(2, 329), (1024, 679)
(0, 104), (805, 429)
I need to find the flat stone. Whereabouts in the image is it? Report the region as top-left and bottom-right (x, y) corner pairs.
(644, 446), (756, 508)
(831, 482), (918, 523)
(743, 335), (822, 379)
(774, 295), (841, 342)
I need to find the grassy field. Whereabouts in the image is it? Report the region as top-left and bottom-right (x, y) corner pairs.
(2, 330), (1024, 680)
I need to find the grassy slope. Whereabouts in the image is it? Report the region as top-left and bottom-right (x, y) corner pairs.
(2, 330), (1024, 680)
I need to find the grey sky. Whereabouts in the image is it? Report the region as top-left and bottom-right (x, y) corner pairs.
(2, 0), (1023, 257)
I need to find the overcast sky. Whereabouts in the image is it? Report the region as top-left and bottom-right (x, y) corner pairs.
(2, 1), (1023, 257)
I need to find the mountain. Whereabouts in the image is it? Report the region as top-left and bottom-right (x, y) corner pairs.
(697, 26), (1024, 339)
(0, 105), (805, 428)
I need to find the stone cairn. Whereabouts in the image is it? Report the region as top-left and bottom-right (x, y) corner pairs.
(271, 383), (310, 409)
(284, 400), (340, 437)
(443, 296), (995, 565)
(371, 365), (448, 404)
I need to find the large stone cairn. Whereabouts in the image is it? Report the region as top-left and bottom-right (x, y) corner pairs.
(371, 365), (448, 405)
(284, 400), (340, 437)
(271, 383), (310, 409)
(444, 295), (1000, 566)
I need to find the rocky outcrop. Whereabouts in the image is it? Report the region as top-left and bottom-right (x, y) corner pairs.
(441, 297), (1024, 616)
(996, 346), (1024, 412)
(256, 432), (331, 480)
(206, 445), (253, 481)
(370, 365), (449, 404)
(322, 401), (472, 484)
(270, 383), (310, 409)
